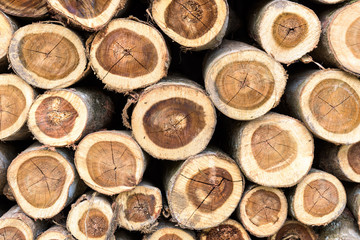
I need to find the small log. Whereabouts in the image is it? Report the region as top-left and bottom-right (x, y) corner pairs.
(286, 69), (360, 144)
(0, 74), (35, 140)
(199, 219), (251, 240)
(3, 183), (15, 201)
(132, 78), (217, 160)
(249, 0), (321, 64)
(237, 185), (287, 238)
(0, 12), (16, 69)
(347, 184), (360, 230)
(9, 23), (87, 89)
(289, 169), (347, 226)
(0, 0), (47, 18)
(319, 142), (360, 182)
(151, 0), (229, 50)
(228, 112), (314, 187)
(37, 225), (74, 240)
(46, 0), (128, 31)
(0, 143), (16, 192)
(165, 149), (244, 230)
(7, 144), (86, 219)
(0, 205), (46, 240)
(75, 130), (147, 195)
(143, 222), (196, 240)
(28, 88), (114, 147)
(90, 18), (170, 93)
(268, 220), (317, 240)
(66, 193), (115, 240)
(203, 40), (287, 120)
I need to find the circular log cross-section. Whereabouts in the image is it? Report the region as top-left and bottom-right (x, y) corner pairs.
(132, 79), (216, 160)
(286, 69), (360, 144)
(204, 40), (287, 120)
(37, 225), (74, 240)
(268, 220), (317, 240)
(0, 0), (47, 18)
(230, 112), (314, 187)
(47, 0), (128, 31)
(166, 150), (244, 229)
(75, 131), (147, 195)
(28, 88), (113, 147)
(199, 219), (251, 240)
(7, 145), (81, 219)
(115, 183), (162, 232)
(143, 225), (195, 240)
(90, 18), (170, 93)
(249, 0), (321, 64)
(290, 169), (347, 226)
(0, 74), (35, 141)
(237, 186), (287, 238)
(151, 0), (229, 50)
(9, 23), (87, 89)
(67, 194), (114, 240)
(0, 12), (16, 68)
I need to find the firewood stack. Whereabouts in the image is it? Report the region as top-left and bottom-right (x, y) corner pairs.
(0, 0), (360, 239)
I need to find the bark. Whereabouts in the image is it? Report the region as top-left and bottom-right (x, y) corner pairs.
(347, 183), (360, 230)
(0, 0), (47, 18)
(0, 143), (16, 192)
(37, 225), (74, 240)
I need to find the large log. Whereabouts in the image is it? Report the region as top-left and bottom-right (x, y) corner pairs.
(0, 0), (47, 18)
(347, 183), (360, 230)
(268, 220), (317, 240)
(0, 11), (16, 70)
(131, 78), (217, 160)
(203, 40), (287, 120)
(199, 219), (251, 240)
(9, 23), (87, 89)
(37, 225), (74, 240)
(28, 88), (114, 147)
(90, 18), (170, 93)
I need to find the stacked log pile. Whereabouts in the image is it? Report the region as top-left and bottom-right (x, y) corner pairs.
(0, 0), (359, 240)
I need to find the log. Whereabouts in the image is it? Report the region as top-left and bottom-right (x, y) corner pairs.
(314, 0), (360, 76)
(75, 130), (147, 195)
(90, 18), (170, 93)
(249, 0), (321, 64)
(3, 183), (15, 201)
(347, 184), (360, 230)
(0, 0), (47, 18)
(37, 225), (74, 240)
(27, 88), (114, 147)
(143, 222), (196, 240)
(47, 0), (128, 31)
(115, 182), (162, 232)
(203, 40), (287, 120)
(311, 0), (346, 3)
(319, 142), (360, 182)
(237, 185), (287, 238)
(268, 220), (317, 240)
(151, 0), (229, 51)
(318, 208), (360, 240)
(165, 149), (244, 230)
(0, 12), (16, 69)
(0, 144), (16, 193)
(286, 69), (360, 144)
(7, 143), (86, 219)
(66, 193), (115, 240)
(131, 78), (217, 160)
(289, 169), (347, 226)
(228, 112), (314, 187)
(0, 205), (46, 240)
(0, 74), (35, 141)
(199, 219), (251, 240)
(8, 23), (87, 89)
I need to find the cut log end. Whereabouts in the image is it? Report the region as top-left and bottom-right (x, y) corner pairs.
(199, 219), (251, 240)
(37, 225), (74, 240)
(268, 220), (317, 240)
(144, 226), (195, 240)
(0, 12), (16, 67)
(0, 0), (47, 18)
(238, 186), (287, 238)
(90, 18), (170, 93)
(9, 23), (87, 89)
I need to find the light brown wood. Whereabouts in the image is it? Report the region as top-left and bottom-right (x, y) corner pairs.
(347, 184), (360, 230)
(268, 220), (317, 240)
(289, 169), (347, 226)
(131, 78), (217, 160)
(0, 0), (47, 18)
(204, 40), (287, 120)
(28, 88), (114, 147)
(7, 143), (86, 219)
(0, 11), (16, 69)
(199, 219), (251, 240)
(143, 222), (196, 240)
(0, 143), (16, 193)
(9, 23), (87, 89)
(90, 18), (170, 93)
(36, 225), (74, 240)
(165, 149), (244, 230)
(311, 0), (346, 3)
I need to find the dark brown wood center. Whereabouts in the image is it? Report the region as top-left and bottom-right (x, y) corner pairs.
(58, 0), (112, 19)
(125, 193), (156, 223)
(348, 142), (360, 174)
(78, 208), (109, 238)
(205, 224), (244, 240)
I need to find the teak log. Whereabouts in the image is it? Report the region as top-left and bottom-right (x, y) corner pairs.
(143, 222), (196, 240)
(151, 0), (229, 51)
(347, 184), (360, 230)
(268, 220), (317, 240)
(237, 185), (287, 237)
(7, 144), (85, 219)
(0, 143), (16, 193)
(0, 11), (16, 69)
(227, 112), (314, 187)
(131, 78), (217, 160)
(75, 130), (147, 195)
(28, 88), (114, 147)
(199, 219), (251, 240)
(90, 18), (170, 93)
(203, 40), (287, 120)
(0, 0), (47, 18)
(289, 169), (347, 226)
(9, 23), (87, 89)
(37, 225), (74, 240)
(165, 149), (244, 230)
(249, 0), (321, 64)
(286, 69), (360, 144)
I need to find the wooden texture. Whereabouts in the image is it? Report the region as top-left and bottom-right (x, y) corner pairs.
(0, 0), (47, 18)
(199, 219), (251, 240)
(0, 11), (16, 69)
(268, 220), (317, 240)
(143, 222), (196, 240)
(347, 184), (360, 230)
(36, 225), (74, 240)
